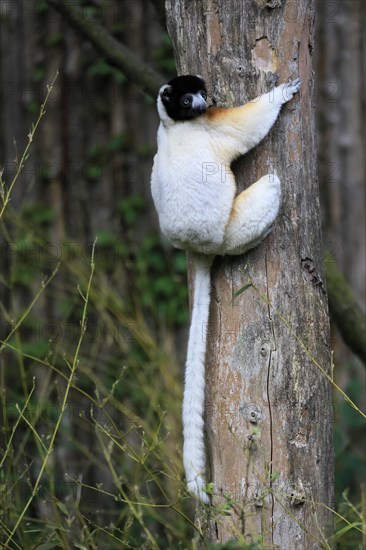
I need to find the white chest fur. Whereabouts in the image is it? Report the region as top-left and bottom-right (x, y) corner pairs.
(151, 119), (236, 253)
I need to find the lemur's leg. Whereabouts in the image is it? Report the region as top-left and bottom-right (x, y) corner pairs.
(223, 174), (281, 255)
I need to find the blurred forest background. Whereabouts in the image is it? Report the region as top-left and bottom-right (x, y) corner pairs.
(0, 1), (365, 548)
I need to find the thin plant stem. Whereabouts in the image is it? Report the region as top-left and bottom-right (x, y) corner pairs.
(5, 240), (97, 546)
(0, 72), (58, 220)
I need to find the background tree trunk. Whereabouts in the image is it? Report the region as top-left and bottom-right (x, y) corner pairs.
(316, 0), (366, 480)
(317, 1), (365, 310)
(0, 0), (176, 528)
(166, 0), (334, 547)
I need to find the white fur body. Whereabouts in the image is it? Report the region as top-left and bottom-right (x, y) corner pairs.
(150, 78), (301, 501)
(151, 119), (236, 254)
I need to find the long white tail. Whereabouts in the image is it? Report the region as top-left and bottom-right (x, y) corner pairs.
(183, 253), (213, 503)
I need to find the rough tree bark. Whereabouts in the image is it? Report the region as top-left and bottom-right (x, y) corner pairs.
(166, 1), (334, 547)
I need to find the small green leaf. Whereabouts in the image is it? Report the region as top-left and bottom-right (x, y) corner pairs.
(232, 283), (252, 302)
(56, 500), (69, 516)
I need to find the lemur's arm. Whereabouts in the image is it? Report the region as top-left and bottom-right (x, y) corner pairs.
(203, 79), (301, 161)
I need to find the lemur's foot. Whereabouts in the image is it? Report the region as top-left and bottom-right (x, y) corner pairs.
(279, 77), (301, 103)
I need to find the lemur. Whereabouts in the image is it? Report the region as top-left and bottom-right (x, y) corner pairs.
(150, 74), (301, 502)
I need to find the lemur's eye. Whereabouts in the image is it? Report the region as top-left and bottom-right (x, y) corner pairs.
(181, 95), (192, 107)
(200, 91), (207, 100)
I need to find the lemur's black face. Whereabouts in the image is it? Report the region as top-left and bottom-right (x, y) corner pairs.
(160, 75), (207, 121)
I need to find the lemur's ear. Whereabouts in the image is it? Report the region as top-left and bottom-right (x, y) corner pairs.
(161, 85), (173, 99)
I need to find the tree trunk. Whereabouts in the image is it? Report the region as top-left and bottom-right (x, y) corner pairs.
(166, 1), (334, 547)
(317, 0), (366, 310)
(316, 1), (366, 451)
